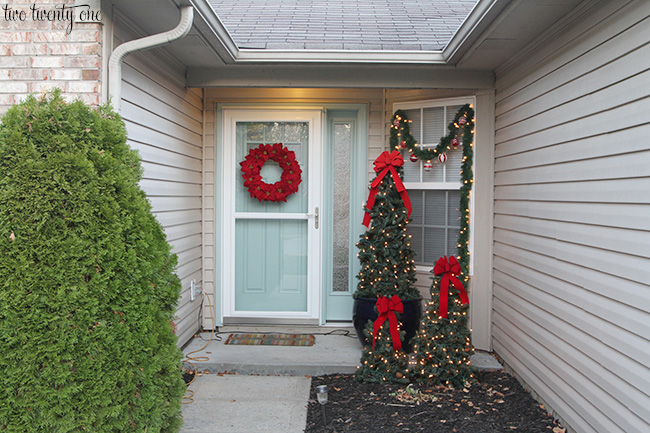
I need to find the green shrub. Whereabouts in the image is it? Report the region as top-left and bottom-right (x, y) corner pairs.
(0, 91), (184, 432)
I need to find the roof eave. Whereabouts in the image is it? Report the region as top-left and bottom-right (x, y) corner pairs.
(235, 49), (446, 64)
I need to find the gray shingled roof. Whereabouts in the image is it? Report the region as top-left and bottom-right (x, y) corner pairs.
(208, 0), (478, 51)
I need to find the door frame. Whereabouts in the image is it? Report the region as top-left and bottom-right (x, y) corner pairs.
(221, 108), (324, 322)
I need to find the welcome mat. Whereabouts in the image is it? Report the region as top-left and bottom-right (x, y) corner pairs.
(225, 333), (315, 347)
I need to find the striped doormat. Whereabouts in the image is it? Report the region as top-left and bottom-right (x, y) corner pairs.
(225, 333), (315, 346)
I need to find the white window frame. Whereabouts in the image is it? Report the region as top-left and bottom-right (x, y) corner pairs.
(393, 97), (475, 275)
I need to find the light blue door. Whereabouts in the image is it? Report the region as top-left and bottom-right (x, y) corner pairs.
(223, 110), (322, 321)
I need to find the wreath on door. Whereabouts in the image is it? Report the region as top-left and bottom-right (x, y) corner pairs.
(240, 143), (302, 202)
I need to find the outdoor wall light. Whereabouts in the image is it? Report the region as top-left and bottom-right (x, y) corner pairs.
(316, 385), (328, 425)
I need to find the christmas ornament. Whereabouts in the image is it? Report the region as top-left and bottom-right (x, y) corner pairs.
(409, 153), (418, 163)
(400, 140), (407, 149)
(240, 143), (302, 202)
(458, 116), (467, 126)
(438, 153), (447, 163)
(393, 118), (401, 127)
(451, 138), (459, 147)
(423, 161), (433, 172)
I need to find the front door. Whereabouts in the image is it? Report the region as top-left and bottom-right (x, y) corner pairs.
(222, 110), (322, 322)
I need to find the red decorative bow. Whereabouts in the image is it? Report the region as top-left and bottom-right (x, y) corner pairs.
(433, 256), (469, 319)
(362, 150), (412, 227)
(372, 295), (403, 351)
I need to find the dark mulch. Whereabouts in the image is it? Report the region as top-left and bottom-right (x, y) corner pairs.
(306, 370), (565, 433)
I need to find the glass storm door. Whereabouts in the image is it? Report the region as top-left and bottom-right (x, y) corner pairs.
(222, 110), (322, 321)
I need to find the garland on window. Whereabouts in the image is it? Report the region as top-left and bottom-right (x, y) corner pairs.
(389, 104), (474, 278)
(240, 143), (302, 202)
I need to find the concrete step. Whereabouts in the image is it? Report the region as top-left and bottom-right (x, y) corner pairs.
(181, 325), (502, 377)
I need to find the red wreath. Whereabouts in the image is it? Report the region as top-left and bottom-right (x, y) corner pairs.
(240, 143), (302, 202)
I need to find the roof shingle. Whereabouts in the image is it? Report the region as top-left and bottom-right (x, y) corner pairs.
(208, 0), (478, 51)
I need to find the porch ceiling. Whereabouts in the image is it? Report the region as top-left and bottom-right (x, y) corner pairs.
(109, 0), (584, 86)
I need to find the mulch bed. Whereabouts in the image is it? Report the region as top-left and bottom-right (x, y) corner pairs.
(306, 370), (565, 433)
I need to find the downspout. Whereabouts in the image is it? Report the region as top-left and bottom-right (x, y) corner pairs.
(108, 6), (194, 111)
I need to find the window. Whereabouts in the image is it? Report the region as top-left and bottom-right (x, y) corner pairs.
(394, 98), (473, 267)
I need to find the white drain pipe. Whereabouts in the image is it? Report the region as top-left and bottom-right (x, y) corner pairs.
(108, 6), (194, 111)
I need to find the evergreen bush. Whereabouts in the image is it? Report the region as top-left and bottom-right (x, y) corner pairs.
(0, 91), (185, 432)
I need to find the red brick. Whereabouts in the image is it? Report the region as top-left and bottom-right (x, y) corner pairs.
(0, 32), (31, 43)
(65, 56), (99, 68)
(0, 81), (29, 93)
(68, 30), (100, 42)
(49, 68), (80, 80)
(49, 43), (80, 55)
(0, 70), (12, 80)
(31, 56), (65, 68)
(12, 69), (49, 80)
(0, 45), (10, 56)
(67, 81), (97, 93)
(29, 81), (65, 93)
(81, 44), (99, 55)
(81, 69), (99, 81)
(11, 44), (48, 55)
(32, 31), (68, 43)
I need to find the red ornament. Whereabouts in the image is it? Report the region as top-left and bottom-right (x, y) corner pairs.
(393, 118), (401, 127)
(240, 143), (302, 202)
(400, 140), (407, 149)
(409, 153), (418, 163)
(438, 153), (447, 163)
(423, 161), (433, 172)
(458, 116), (467, 126)
(451, 138), (459, 147)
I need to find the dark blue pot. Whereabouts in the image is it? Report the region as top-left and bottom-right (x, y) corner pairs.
(353, 297), (422, 352)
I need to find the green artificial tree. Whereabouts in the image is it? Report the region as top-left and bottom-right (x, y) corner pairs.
(356, 320), (409, 384)
(354, 151), (419, 301)
(410, 258), (474, 388)
(0, 91), (185, 432)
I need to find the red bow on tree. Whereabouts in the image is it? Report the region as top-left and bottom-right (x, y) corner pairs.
(433, 256), (469, 319)
(362, 150), (412, 227)
(372, 295), (403, 351)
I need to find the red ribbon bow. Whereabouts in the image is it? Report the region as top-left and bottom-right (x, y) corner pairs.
(362, 150), (412, 227)
(433, 256), (469, 319)
(372, 295), (403, 351)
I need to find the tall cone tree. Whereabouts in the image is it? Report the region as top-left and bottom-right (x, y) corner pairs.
(0, 91), (185, 432)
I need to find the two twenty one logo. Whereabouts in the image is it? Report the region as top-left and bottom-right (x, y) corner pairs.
(1, 0), (102, 34)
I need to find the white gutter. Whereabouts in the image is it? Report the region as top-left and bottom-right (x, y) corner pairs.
(108, 6), (194, 111)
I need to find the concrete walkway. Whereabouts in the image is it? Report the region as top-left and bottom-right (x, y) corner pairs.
(179, 326), (502, 433)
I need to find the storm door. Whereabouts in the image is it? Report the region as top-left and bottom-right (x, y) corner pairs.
(222, 110), (323, 322)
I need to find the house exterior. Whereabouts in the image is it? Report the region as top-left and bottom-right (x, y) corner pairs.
(1, 0), (649, 432)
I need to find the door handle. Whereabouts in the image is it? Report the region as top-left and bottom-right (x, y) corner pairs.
(307, 207), (319, 229)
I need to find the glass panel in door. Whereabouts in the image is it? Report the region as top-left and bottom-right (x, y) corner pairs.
(234, 121), (310, 313)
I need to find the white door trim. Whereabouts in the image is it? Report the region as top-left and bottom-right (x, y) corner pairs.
(221, 109), (323, 321)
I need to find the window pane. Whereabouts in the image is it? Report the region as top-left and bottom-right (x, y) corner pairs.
(332, 123), (351, 292)
(407, 226), (423, 262)
(424, 190), (446, 226)
(422, 106), (445, 145)
(424, 227), (446, 263)
(445, 146), (463, 182)
(402, 150), (421, 182)
(409, 190), (423, 225)
(447, 228), (460, 257)
(448, 190), (461, 226)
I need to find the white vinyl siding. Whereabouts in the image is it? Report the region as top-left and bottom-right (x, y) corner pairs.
(493, 1), (650, 432)
(114, 13), (204, 348)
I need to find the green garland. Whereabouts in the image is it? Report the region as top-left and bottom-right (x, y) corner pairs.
(389, 104), (474, 278)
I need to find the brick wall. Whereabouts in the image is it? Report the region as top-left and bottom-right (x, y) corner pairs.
(0, 0), (102, 115)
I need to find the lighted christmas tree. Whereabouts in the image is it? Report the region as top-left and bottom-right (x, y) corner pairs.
(355, 313), (409, 384)
(410, 256), (474, 388)
(354, 150), (419, 301)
